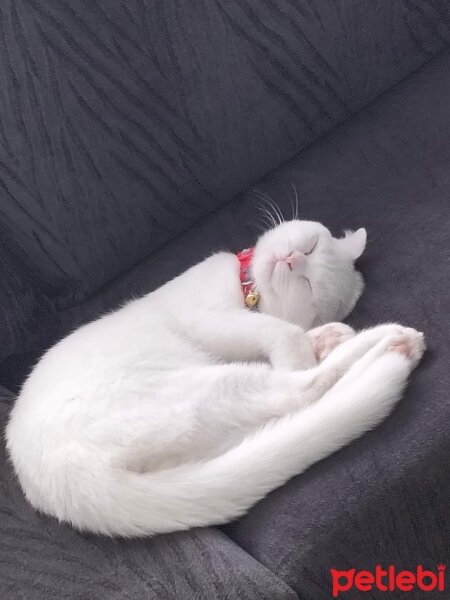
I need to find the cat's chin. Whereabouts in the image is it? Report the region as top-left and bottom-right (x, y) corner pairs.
(258, 295), (318, 331)
(272, 261), (291, 276)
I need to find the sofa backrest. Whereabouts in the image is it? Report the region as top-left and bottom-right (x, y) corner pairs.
(1, 0), (449, 376)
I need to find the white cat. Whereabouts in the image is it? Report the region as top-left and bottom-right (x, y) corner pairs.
(6, 220), (425, 537)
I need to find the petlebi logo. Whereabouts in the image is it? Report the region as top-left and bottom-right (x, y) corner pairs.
(330, 564), (446, 597)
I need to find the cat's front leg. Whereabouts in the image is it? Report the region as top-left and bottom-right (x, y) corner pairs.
(306, 323), (355, 362)
(269, 325), (317, 370)
(179, 310), (317, 369)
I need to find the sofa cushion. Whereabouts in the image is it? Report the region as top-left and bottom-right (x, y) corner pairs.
(1, 0), (450, 368)
(0, 388), (298, 600)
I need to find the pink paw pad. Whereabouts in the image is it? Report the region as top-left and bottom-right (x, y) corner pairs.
(309, 324), (355, 362)
(387, 338), (412, 357)
(386, 329), (425, 364)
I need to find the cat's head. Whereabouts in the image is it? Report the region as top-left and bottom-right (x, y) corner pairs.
(251, 220), (366, 329)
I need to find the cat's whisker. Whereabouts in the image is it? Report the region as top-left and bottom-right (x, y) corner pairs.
(291, 183), (299, 221)
(258, 206), (278, 230)
(253, 223), (264, 231)
(253, 190), (285, 226)
(267, 198), (285, 226)
(256, 205), (273, 226)
(258, 219), (274, 232)
(254, 192), (279, 230)
(255, 213), (273, 232)
(289, 186), (296, 221)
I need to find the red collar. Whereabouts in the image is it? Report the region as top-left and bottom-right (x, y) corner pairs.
(236, 248), (260, 308)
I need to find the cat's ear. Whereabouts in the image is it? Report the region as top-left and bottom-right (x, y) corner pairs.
(337, 228), (367, 260)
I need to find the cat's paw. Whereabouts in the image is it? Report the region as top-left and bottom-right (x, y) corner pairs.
(385, 327), (426, 369)
(307, 322), (355, 362)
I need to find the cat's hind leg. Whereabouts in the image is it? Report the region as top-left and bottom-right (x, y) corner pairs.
(330, 327), (425, 392)
(301, 324), (418, 395)
(106, 363), (327, 473)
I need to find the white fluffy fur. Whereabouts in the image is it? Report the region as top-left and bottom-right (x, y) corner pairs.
(6, 220), (425, 537)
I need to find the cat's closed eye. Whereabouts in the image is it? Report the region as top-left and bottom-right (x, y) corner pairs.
(305, 237), (319, 256)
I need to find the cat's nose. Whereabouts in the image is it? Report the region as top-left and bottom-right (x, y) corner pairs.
(284, 251), (305, 267)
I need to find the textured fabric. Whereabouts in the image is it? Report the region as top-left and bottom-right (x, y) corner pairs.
(0, 390), (298, 600)
(2, 0), (450, 369)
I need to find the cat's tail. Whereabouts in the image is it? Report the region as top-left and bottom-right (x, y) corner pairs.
(57, 359), (405, 537)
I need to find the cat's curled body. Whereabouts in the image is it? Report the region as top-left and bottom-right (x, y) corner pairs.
(6, 220), (425, 537)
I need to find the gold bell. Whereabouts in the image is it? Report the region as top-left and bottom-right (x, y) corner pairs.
(245, 290), (260, 308)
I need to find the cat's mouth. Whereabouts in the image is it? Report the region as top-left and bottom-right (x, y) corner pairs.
(271, 261), (312, 294)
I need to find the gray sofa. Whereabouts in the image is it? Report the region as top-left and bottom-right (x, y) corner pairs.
(1, 2), (449, 598)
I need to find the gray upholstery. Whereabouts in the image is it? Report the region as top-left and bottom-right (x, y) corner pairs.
(1, 2), (449, 599)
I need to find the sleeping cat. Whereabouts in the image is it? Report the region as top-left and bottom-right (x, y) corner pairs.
(6, 220), (425, 537)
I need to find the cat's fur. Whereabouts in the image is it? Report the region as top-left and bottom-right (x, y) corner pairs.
(6, 220), (425, 537)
